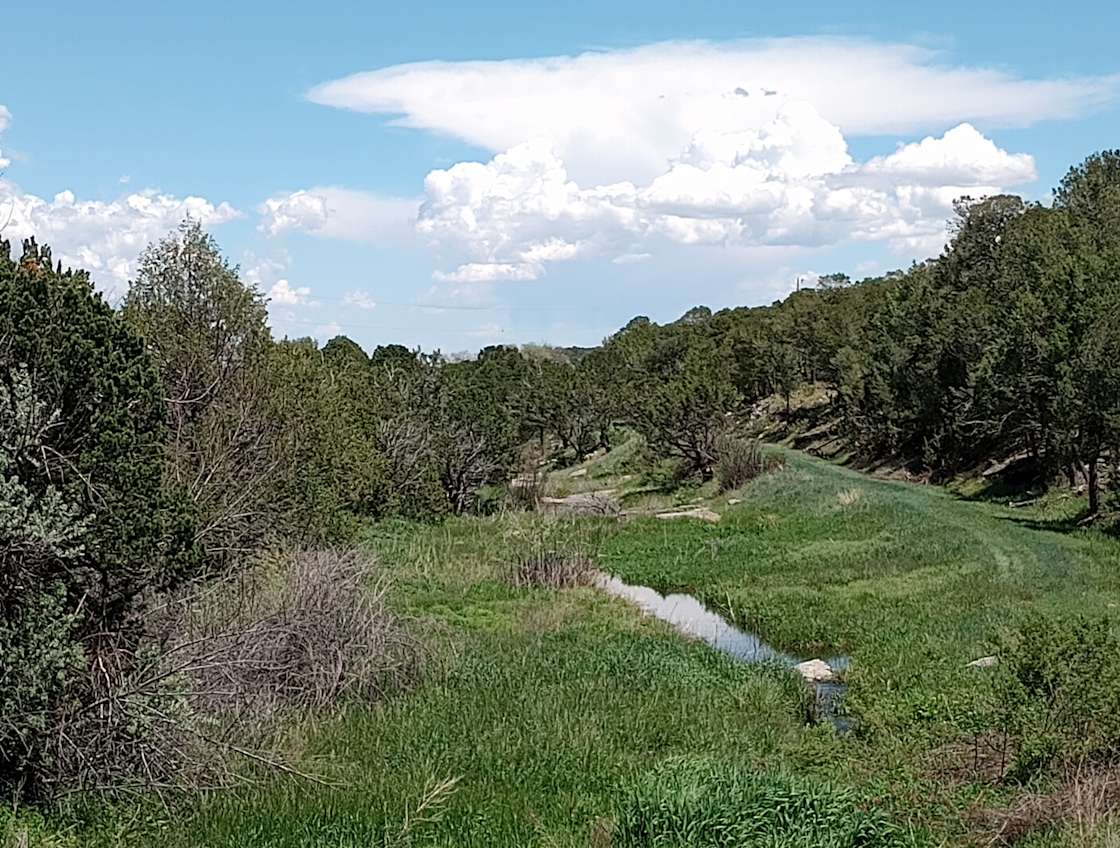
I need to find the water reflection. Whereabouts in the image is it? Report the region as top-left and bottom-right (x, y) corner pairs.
(595, 573), (851, 731)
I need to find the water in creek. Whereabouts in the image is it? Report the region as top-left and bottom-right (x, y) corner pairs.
(595, 573), (851, 732)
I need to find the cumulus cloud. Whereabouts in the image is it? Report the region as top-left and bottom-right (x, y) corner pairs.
(343, 290), (377, 309)
(268, 278), (312, 306)
(309, 38), (1115, 185)
(414, 101), (1039, 281)
(259, 186), (419, 243)
(0, 181), (240, 296)
(861, 123), (1037, 186)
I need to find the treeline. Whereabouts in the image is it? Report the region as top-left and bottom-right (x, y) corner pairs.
(529, 151), (1120, 513)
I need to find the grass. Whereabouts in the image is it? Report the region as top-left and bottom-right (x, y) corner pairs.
(24, 447), (1120, 846)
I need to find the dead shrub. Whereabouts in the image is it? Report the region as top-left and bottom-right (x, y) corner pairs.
(168, 547), (421, 719)
(506, 519), (605, 589)
(34, 548), (420, 798)
(926, 732), (1015, 787)
(511, 551), (597, 589)
(713, 434), (778, 493)
(968, 765), (1120, 846)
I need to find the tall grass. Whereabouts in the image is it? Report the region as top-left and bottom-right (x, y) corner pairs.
(613, 757), (916, 848)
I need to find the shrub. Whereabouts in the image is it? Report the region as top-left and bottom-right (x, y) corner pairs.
(713, 434), (777, 492)
(166, 548), (421, 720)
(612, 757), (914, 847)
(0, 239), (195, 801)
(17, 549), (422, 797)
(993, 613), (1120, 779)
(506, 519), (604, 589)
(510, 551), (596, 589)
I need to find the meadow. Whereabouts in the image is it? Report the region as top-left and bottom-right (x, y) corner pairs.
(14, 446), (1120, 847)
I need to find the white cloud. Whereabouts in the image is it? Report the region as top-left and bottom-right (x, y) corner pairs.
(861, 123), (1036, 186)
(0, 105), (12, 169)
(343, 289), (377, 309)
(259, 186), (419, 243)
(268, 278), (312, 306)
(309, 37), (1115, 185)
(432, 262), (541, 283)
(414, 102), (1038, 280)
(0, 179), (240, 297)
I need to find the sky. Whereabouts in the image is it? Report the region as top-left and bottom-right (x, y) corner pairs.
(2, 1), (1118, 353)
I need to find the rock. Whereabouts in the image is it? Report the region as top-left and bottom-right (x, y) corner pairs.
(727, 498), (742, 505)
(655, 507), (721, 524)
(967, 655), (999, 669)
(796, 659), (835, 683)
(539, 492), (620, 516)
(569, 468), (587, 478)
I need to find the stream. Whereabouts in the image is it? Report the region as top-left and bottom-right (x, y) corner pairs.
(595, 573), (851, 732)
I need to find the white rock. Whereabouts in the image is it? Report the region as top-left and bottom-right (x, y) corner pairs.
(796, 659), (835, 683)
(727, 498), (743, 505)
(655, 507), (721, 524)
(967, 655), (999, 669)
(569, 467), (587, 478)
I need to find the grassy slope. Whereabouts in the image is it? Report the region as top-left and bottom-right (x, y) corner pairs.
(30, 448), (1120, 847)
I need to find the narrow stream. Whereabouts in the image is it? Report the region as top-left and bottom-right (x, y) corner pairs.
(595, 573), (851, 732)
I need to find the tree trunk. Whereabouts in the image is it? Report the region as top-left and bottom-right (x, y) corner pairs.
(1088, 457), (1100, 515)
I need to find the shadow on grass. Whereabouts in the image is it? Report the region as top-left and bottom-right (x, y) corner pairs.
(996, 513), (1090, 535)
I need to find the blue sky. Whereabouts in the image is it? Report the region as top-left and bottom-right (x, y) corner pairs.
(2, 1), (1118, 352)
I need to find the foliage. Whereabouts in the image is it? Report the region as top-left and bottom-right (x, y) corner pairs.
(123, 221), (279, 560)
(0, 238), (195, 800)
(612, 322), (740, 479)
(994, 613), (1120, 779)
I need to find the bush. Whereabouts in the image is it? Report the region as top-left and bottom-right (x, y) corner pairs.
(166, 548), (420, 720)
(713, 434), (777, 492)
(993, 613), (1120, 779)
(0, 239), (195, 801)
(505, 518), (604, 589)
(16, 549), (422, 797)
(612, 757), (914, 847)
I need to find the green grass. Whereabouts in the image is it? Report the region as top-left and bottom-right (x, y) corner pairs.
(30, 448), (1120, 847)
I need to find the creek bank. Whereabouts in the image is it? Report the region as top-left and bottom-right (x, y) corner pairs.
(594, 573), (851, 731)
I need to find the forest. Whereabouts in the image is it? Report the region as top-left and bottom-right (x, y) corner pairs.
(2, 151), (1120, 846)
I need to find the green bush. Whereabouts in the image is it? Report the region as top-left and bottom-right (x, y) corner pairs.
(993, 613), (1120, 779)
(0, 238), (195, 800)
(613, 757), (917, 848)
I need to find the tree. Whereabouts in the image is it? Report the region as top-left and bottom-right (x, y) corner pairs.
(1052, 153), (1120, 513)
(627, 325), (739, 479)
(123, 221), (281, 560)
(0, 237), (193, 798)
(322, 334), (369, 368)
